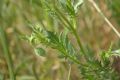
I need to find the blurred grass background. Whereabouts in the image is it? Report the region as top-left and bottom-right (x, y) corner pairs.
(0, 0), (120, 80)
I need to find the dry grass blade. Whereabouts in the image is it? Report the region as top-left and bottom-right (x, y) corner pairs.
(89, 0), (120, 38)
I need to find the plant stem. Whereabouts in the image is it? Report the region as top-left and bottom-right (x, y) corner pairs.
(55, 7), (86, 55)
(67, 64), (71, 80)
(0, 27), (15, 80)
(32, 62), (39, 80)
(73, 29), (85, 54)
(89, 0), (120, 38)
(72, 15), (86, 54)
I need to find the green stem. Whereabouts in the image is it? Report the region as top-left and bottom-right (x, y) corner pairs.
(73, 29), (85, 55)
(55, 7), (86, 55)
(32, 62), (39, 80)
(0, 27), (15, 80)
(71, 16), (89, 60)
(71, 16), (86, 55)
(67, 64), (71, 80)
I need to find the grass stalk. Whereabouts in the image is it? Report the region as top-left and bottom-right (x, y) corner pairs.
(67, 64), (71, 80)
(32, 63), (39, 80)
(89, 0), (120, 38)
(0, 27), (15, 80)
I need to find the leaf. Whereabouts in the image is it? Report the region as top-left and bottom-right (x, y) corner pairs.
(112, 49), (120, 56)
(34, 48), (46, 56)
(46, 31), (59, 43)
(74, 0), (83, 13)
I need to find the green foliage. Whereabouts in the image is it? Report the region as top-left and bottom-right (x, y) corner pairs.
(28, 26), (79, 63)
(0, 27), (15, 80)
(34, 48), (46, 56)
(1, 0), (120, 80)
(29, 25), (120, 80)
(27, 0), (120, 79)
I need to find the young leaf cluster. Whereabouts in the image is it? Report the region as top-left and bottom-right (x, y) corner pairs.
(28, 25), (79, 64)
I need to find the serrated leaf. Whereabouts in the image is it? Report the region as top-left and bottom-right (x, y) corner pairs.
(34, 48), (46, 56)
(28, 34), (36, 44)
(46, 31), (59, 44)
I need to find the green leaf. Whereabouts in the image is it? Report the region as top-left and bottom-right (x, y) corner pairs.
(34, 48), (46, 56)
